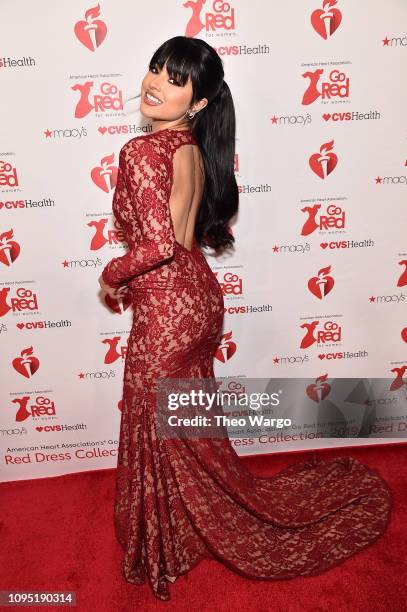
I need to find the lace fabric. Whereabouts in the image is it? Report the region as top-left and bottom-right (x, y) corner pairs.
(101, 129), (392, 601)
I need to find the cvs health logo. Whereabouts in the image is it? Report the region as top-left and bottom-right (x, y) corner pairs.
(91, 154), (118, 192)
(309, 139), (338, 178)
(13, 395), (56, 422)
(301, 203), (346, 235)
(302, 68), (350, 105)
(308, 265), (335, 299)
(72, 81), (123, 118)
(215, 330), (237, 362)
(88, 218), (125, 251)
(74, 4), (107, 51)
(12, 346), (40, 378)
(0, 287), (39, 318)
(0, 230), (21, 266)
(183, 0), (236, 37)
(0, 160), (19, 188)
(311, 0), (342, 39)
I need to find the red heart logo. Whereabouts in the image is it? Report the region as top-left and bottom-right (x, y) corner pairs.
(16, 323), (25, 329)
(308, 274), (335, 299)
(322, 113), (331, 121)
(74, 20), (107, 52)
(311, 8), (342, 40)
(309, 152), (338, 179)
(318, 354), (325, 360)
(401, 327), (407, 343)
(320, 243), (328, 249)
(91, 157), (118, 193)
(98, 126), (107, 135)
(12, 355), (40, 377)
(36, 427), (43, 432)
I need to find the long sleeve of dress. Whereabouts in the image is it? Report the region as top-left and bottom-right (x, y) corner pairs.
(101, 140), (176, 289)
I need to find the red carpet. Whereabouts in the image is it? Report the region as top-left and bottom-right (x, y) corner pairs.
(1, 443), (406, 612)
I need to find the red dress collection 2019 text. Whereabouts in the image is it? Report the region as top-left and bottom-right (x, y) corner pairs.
(101, 127), (392, 601)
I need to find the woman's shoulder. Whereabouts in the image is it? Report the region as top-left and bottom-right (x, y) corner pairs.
(119, 131), (169, 165)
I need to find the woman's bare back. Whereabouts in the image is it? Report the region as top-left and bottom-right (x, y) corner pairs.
(169, 140), (205, 252)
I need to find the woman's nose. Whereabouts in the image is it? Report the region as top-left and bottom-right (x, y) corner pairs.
(150, 74), (163, 91)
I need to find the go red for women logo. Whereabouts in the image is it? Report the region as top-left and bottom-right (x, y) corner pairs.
(183, 0), (236, 37)
(309, 139), (338, 178)
(301, 203), (346, 235)
(302, 68), (350, 105)
(0, 229), (21, 266)
(14, 395), (57, 422)
(72, 81), (123, 118)
(0, 160), (19, 188)
(0, 287), (39, 318)
(74, 4), (107, 51)
(300, 320), (342, 348)
(88, 218), (125, 251)
(311, 0), (342, 39)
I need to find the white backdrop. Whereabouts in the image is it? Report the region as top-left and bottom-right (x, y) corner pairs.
(1, 0), (406, 482)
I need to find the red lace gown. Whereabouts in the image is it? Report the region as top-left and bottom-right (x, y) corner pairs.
(101, 127), (392, 601)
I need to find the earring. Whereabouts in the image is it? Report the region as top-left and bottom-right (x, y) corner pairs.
(187, 110), (196, 118)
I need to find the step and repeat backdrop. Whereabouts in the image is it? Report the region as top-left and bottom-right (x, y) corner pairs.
(1, 0), (406, 482)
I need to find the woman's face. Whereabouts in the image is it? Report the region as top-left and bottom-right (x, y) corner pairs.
(140, 61), (202, 126)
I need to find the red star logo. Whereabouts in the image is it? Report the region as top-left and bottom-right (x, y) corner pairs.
(382, 37), (390, 46)
(62, 260), (70, 267)
(375, 176), (382, 184)
(273, 357), (280, 364)
(78, 372), (85, 379)
(272, 245), (279, 252)
(44, 129), (52, 138)
(271, 115), (278, 124)
(369, 296), (376, 302)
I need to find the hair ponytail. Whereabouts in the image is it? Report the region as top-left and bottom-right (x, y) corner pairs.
(148, 36), (239, 253)
(190, 80), (239, 252)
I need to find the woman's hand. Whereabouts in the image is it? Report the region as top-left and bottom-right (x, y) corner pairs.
(99, 274), (129, 300)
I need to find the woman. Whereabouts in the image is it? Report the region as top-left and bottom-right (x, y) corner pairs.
(99, 36), (392, 601)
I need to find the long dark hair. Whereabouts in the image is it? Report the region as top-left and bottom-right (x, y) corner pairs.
(148, 36), (239, 252)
